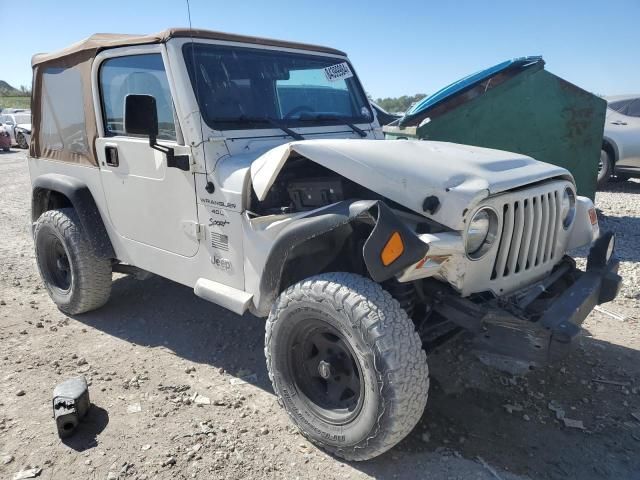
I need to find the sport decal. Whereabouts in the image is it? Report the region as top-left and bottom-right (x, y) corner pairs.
(209, 218), (230, 228)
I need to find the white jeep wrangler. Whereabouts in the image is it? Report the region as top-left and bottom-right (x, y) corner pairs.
(28, 28), (621, 460)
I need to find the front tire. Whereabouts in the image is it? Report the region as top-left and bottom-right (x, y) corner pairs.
(265, 273), (429, 461)
(34, 208), (112, 314)
(16, 133), (28, 149)
(597, 149), (612, 188)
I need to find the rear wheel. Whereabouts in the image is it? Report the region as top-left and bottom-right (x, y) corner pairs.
(265, 273), (429, 461)
(34, 208), (112, 314)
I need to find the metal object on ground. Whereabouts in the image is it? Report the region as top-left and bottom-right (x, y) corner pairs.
(52, 376), (91, 438)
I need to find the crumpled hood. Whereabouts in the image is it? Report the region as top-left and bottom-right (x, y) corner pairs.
(16, 123), (31, 132)
(250, 139), (572, 230)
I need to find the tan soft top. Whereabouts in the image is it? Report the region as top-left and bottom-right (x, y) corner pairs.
(32, 28), (346, 66)
(29, 28), (346, 166)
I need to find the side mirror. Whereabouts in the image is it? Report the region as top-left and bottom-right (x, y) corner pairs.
(123, 94), (189, 172)
(124, 94), (158, 137)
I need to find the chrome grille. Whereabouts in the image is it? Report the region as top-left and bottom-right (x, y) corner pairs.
(491, 188), (563, 280)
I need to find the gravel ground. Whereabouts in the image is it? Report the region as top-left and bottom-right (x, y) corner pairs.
(0, 149), (639, 480)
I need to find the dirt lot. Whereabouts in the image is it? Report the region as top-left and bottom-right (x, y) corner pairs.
(1, 149), (639, 480)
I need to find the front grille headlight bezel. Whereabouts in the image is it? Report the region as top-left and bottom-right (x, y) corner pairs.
(560, 187), (576, 229)
(465, 206), (499, 260)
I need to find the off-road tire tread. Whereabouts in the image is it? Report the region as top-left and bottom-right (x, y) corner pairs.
(265, 272), (429, 461)
(34, 208), (111, 314)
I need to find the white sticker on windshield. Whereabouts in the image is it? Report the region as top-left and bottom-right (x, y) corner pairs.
(323, 62), (353, 82)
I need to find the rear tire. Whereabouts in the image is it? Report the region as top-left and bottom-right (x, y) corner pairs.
(265, 272), (429, 461)
(34, 208), (112, 314)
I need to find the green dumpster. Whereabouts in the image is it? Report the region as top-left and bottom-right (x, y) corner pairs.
(383, 57), (606, 200)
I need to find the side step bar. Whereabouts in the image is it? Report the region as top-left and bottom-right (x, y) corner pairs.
(194, 278), (254, 315)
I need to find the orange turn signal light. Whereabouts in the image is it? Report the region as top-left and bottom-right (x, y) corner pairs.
(381, 232), (404, 266)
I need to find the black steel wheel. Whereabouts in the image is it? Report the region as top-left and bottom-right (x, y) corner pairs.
(40, 234), (72, 292)
(265, 273), (429, 461)
(289, 319), (364, 424)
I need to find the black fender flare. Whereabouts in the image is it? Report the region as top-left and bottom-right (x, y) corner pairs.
(255, 199), (428, 316)
(32, 173), (116, 259)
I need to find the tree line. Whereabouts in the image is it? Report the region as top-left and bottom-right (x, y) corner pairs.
(374, 94), (427, 114)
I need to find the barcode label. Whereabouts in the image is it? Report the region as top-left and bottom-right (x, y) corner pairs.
(323, 62), (353, 82)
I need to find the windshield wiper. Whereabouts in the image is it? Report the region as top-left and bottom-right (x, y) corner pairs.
(301, 114), (367, 138)
(236, 115), (304, 141)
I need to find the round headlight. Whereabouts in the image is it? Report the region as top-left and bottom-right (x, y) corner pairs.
(466, 208), (498, 258)
(560, 187), (576, 229)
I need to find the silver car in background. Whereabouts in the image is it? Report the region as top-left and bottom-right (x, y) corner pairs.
(0, 111), (31, 149)
(600, 95), (640, 186)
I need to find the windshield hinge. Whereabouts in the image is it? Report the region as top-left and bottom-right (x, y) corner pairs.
(195, 223), (205, 241)
(182, 221), (206, 242)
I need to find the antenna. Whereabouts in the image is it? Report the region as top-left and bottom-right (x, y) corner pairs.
(185, 0), (212, 180)
(186, 0), (193, 27)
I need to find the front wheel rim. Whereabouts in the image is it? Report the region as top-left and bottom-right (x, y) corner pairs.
(289, 319), (364, 424)
(42, 234), (72, 292)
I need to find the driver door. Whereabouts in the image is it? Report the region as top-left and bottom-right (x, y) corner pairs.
(96, 51), (199, 257)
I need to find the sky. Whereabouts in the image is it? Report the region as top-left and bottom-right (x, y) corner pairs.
(1, 0), (638, 99)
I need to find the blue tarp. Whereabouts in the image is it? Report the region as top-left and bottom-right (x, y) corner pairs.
(404, 56), (544, 118)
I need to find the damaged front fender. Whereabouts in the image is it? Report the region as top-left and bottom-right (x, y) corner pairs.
(362, 201), (428, 282)
(254, 199), (427, 315)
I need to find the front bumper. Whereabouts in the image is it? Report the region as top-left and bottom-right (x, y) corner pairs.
(437, 233), (622, 367)
(538, 232), (621, 346)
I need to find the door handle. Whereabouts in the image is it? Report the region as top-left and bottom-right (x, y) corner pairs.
(105, 145), (119, 167)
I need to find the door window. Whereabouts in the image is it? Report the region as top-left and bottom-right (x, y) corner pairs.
(99, 54), (176, 141)
(625, 99), (640, 118)
(608, 100), (630, 115)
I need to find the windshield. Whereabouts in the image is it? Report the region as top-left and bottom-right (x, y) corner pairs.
(183, 43), (372, 130)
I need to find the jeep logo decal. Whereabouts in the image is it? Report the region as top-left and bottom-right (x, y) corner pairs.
(211, 256), (232, 270)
